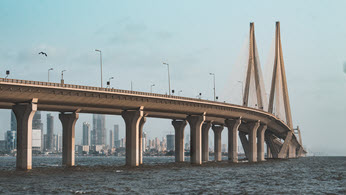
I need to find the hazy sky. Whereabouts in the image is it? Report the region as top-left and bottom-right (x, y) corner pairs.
(0, 0), (345, 156)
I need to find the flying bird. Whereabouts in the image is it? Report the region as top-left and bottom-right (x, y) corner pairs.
(38, 52), (47, 57)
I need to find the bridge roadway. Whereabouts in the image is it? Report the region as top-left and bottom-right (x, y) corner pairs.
(0, 78), (304, 170)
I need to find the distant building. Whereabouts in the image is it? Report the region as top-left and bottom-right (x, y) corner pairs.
(166, 134), (174, 151)
(32, 129), (42, 151)
(0, 140), (7, 151)
(82, 122), (90, 146)
(6, 130), (16, 151)
(33, 111), (43, 151)
(54, 134), (61, 152)
(76, 145), (89, 154)
(222, 144), (227, 153)
(142, 132), (147, 152)
(114, 124), (119, 144)
(92, 114), (106, 145)
(109, 130), (114, 149)
(46, 113), (54, 151)
(10, 111), (16, 131)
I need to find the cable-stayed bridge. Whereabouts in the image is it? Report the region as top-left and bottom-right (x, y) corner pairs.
(0, 21), (306, 170)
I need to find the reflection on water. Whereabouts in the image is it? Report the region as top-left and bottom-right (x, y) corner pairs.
(0, 156), (344, 194)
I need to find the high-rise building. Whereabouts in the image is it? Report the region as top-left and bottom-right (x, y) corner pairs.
(166, 134), (174, 151)
(6, 130), (16, 151)
(33, 111), (44, 151)
(109, 130), (114, 148)
(46, 113), (54, 151)
(142, 132), (147, 152)
(114, 124), (119, 144)
(92, 114), (106, 145)
(82, 122), (90, 146)
(32, 129), (42, 151)
(10, 111), (16, 131)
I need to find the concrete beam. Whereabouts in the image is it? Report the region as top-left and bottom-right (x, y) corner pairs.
(201, 121), (212, 162)
(122, 107), (143, 166)
(59, 112), (79, 167)
(187, 113), (205, 165)
(212, 125), (224, 162)
(225, 118), (241, 163)
(138, 116), (146, 165)
(257, 124), (267, 161)
(12, 100), (37, 170)
(172, 120), (187, 162)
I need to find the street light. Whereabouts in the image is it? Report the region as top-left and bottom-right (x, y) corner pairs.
(150, 84), (155, 93)
(48, 68), (53, 82)
(163, 62), (171, 95)
(209, 73), (216, 101)
(95, 49), (103, 88)
(61, 70), (66, 85)
(238, 81), (244, 104)
(107, 77), (114, 88)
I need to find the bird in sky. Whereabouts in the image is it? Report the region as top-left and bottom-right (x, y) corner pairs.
(38, 52), (47, 57)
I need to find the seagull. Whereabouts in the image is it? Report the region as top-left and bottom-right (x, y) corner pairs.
(38, 52), (47, 57)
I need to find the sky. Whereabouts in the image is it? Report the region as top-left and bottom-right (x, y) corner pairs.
(0, 0), (345, 156)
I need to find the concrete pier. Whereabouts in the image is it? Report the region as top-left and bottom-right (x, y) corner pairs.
(225, 118), (241, 163)
(212, 125), (224, 162)
(172, 120), (187, 162)
(248, 121), (260, 162)
(201, 122), (212, 162)
(138, 116), (146, 165)
(257, 125), (267, 161)
(267, 146), (272, 158)
(239, 131), (250, 159)
(12, 100), (37, 170)
(122, 108), (143, 166)
(59, 112), (79, 166)
(187, 114), (205, 165)
(288, 143), (297, 158)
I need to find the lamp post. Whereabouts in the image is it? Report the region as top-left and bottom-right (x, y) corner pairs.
(48, 68), (53, 82)
(209, 73), (216, 101)
(238, 81), (244, 104)
(163, 62), (171, 95)
(107, 77), (114, 88)
(95, 49), (103, 88)
(61, 70), (66, 85)
(150, 84), (155, 93)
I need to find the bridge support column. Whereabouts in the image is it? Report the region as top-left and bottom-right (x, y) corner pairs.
(212, 125), (224, 162)
(138, 116), (146, 165)
(202, 122), (212, 162)
(288, 143), (296, 158)
(60, 112), (79, 167)
(248, 121), (260, 162)
(267, 146), (272, 158)
(257, 125), (267, 162)
(187, 114), (205, 165)
(172, 120), (187, 162)
(122, 108), (143, 167)
(225, 118), (241, 163)
(12, 100), (37, 170)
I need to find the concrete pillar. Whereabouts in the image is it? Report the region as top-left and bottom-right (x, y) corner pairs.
(257, 124), (267, 162)
(12, 100), (37, 170)
(138, 116), (146, 165)
(122, 108), (143, 166)
(239, 131), (250, 159)
(248, 121), (260, 162)
(172, 120), (187, 162)
(267, 145), (272, 158)
(201, 121), (212, 162)
(187, 114), (205, 165)
(288, 143), (296, 158)
(212, 125), (224, 162)
(59, 112), (79, 167)
(225, 118), (241, 163)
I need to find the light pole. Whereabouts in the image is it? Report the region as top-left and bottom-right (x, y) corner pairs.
(48, 68), (53, 82)
(238, 81), (244, 104)
(61, 70), (66, 84)
(95, 49), (103, 88)
(163, 62), (171, 95)
(150, 84), (155, 93)
(209, 73), (216, 101)
(107, 77), (114, 88)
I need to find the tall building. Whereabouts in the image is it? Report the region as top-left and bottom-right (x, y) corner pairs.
(82, 122), (90, 146)
(10, 111), (16, 131)
(114, 125), (119, 143)
(166, 134), (174, 151)
(32, 129), (42, 151)
(109, 130), (114, 148)
(46, 113), (54, 151)
(33, 111), (44, 151)
(6, 130), (16, 151)
(142, 132), (147, 152)
(92, 114), (106, 145)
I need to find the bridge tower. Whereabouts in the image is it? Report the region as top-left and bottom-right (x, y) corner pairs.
(243, 22), (267, 110)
